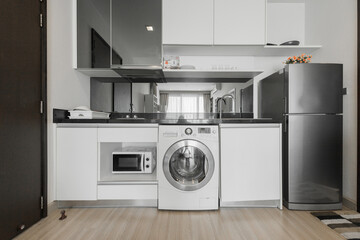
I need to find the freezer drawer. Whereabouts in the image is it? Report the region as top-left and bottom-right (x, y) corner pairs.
(287, 64), (343, 114)
(287, 114), (342, 204)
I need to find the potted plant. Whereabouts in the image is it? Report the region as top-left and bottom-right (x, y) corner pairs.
(285, 54), (312, 64)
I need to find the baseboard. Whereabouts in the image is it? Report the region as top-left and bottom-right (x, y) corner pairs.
(47, 201), (58, 215)
(343, 197), (357, 211)
(56, 199), (157, 208)
(220, 199), (282, 209)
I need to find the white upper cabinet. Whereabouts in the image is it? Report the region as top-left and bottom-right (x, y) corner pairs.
(214, 0), (266, 45)
(162, 0), (214, 45)
(163, 0), (266, 45)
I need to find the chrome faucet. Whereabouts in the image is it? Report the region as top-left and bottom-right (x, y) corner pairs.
(129, 103), (134, 113)
(216, 94), (234, 120)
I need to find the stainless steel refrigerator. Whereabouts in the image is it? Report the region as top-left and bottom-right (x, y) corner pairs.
(259, 63), (343, 210)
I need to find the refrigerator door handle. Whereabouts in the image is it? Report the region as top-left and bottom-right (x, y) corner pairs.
(239, 89), (243, 115)
(284, 97), (287, 133)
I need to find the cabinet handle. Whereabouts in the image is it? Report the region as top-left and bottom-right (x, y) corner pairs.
(284, 115), (287, 133)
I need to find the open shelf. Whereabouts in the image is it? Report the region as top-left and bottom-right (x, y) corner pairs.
(262, 45), (322, 56)
(163, 45), (321, 57)
(164, 69), (263, 78)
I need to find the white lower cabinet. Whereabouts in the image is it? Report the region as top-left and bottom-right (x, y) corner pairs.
(220, 124), (282, 208)
(56, 123), (281, 207)
(97, 185), (157, 200)
(56, 124), (159, 204)
(56, 126), (98, 200)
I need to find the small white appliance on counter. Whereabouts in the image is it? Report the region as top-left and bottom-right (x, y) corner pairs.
(68, 106), (110, 119)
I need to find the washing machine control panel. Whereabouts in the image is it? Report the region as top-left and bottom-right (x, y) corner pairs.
(179, 126), (218, 139)
(161, 126), (218, 140)
(185, 127), (214, 136)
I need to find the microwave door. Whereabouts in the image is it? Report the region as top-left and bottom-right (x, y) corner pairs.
(113, 153), (143, 172)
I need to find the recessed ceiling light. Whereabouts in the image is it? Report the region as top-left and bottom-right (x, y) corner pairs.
(146, 25), (154, 31)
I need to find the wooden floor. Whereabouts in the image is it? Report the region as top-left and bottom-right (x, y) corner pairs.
(15, 207), (346, 240)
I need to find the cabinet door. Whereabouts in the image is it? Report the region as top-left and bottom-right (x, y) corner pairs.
(76, 0), (111, 68)
(163, 0), (213, 45)
(111, 0), (162, 66)
(220, 125), (281, 202)
(56, 128), (97, 200)
(214, 0), (266, 45)
(98, 127), (158, 142)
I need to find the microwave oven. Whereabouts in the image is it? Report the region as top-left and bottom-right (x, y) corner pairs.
(112, 152), (155, 174)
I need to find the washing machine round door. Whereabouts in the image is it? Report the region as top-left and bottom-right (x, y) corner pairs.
(163, 140), (215, 191)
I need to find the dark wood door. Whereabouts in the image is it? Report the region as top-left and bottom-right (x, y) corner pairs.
(0, 1), (46, 239)
(358, 0), (360, 211)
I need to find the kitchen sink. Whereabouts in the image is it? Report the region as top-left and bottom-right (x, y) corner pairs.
(220, 118), (254, 120)
(115, 117), (146, 120)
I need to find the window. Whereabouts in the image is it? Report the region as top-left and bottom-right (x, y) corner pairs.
(161, 92), (210, 113)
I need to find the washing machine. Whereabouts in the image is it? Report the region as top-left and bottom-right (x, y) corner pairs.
(158, 125), (219, 210)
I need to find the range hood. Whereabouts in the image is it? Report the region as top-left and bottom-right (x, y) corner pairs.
(112, 65), (165, 83)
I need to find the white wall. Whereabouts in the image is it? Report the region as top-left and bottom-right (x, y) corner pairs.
(47, 0), (91, 203)
(305, 0), (358, 203)
(267, 2), (305, 45)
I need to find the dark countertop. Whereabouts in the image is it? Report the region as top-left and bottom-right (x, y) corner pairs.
(53, 109), (279, 125)
(55, 118), (277, 125)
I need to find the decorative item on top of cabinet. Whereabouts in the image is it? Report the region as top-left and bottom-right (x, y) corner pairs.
(163, 56), (180, 69)
(284, 54), (312, 64)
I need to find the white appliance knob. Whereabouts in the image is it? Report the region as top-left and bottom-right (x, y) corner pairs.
(185, 128), (193, 135)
